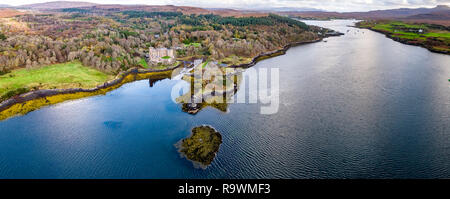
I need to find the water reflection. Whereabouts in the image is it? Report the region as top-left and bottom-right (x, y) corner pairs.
(149, 77), (166, 88)
(175, 62), (244, 114)
(144, 62), (245, 115)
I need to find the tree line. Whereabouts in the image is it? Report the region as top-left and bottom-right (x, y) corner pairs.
(0, 11), (318, 75)
(178, 14), (309, 29)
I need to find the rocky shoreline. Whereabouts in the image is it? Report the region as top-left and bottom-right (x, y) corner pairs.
(229, 33), (344, 69)
(0, 66), (177, 120)
(0, 32), (344, 120)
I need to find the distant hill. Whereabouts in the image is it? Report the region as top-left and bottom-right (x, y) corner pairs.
(19, 1), (98, 9)
(11, 1), (450, 25)
(74, 4), (212, 15)
(405, 10), (450, 20)
(0, 4), (11, 8)
(27, 2), (265, 16)
(250, 7), (324, 12)
(284, 5), (450, 26)
(15, 1), (210, 15)
(401, 9), (450, 26)
(12, 1), (300, 17)
(284, 5), (449, 18)
(205, 8), (268, 17)
(348, 5), (449, 19)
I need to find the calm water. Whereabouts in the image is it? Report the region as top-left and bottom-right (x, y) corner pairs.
(0, 20), (449, 179)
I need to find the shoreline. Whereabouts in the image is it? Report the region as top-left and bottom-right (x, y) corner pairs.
(0, 67), (176, 120)
(229, 38), (325, 68)
(0, 33), (343, 120)
(355, 26), (450, 55)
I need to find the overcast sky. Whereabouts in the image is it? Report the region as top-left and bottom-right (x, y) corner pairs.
(4, 0), (450, 12)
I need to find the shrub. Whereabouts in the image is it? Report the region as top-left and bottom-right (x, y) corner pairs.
(1, 87), (30, 101)
(0, 33), (6, 41)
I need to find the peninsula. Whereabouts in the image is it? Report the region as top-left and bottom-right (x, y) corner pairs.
(176, 125), (223, 169)
(356, 20), (450, 54)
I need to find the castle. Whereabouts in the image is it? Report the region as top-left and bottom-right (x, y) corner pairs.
(148, 47), (176, 65)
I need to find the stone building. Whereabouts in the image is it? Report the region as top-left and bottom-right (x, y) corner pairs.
(148, 47), (176, 65)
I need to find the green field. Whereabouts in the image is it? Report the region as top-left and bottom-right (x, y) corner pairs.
(359, 21), (450, 39)
(139, 58), (149, 68)
(201, 61), (209, 68)
(374, 23), (449, 39)
(183, 42), (201, 47)
(0, 61), (113, 100)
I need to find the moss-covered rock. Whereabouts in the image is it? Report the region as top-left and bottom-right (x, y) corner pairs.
(176, 125), (222, 169)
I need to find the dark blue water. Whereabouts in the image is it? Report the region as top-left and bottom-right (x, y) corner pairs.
(0, 20), (449, 178)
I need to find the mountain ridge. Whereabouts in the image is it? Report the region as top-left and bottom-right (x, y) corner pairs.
(3, 1), (449, 25)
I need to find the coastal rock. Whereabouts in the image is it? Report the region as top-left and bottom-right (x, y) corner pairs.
(176, 125), (222, 169)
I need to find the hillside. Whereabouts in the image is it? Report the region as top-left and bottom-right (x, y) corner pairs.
(0, 10), (321, 74)
(15, 1), (268, 17)
(349, 5), (449, 19)
(14, 1), (211, 15)
(20, 1), (98, 9)
(283, 5), (450, 26)
(0, 8), (25, 18)
(206, 8), (268, 17)
(60, 4), (267, 16)
(402, 10), (450, 26)
(83, 4), (211, 15)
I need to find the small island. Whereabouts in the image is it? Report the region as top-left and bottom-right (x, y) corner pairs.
(176, 125), (222, 169)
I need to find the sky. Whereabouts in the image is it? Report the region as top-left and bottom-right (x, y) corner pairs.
(4, 0), (450, 12)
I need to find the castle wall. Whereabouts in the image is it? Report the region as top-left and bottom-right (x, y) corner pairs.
(148, 47), (176, 65)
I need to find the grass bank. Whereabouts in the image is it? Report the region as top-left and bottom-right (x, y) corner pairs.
(0, 69), (173, 121)
(0, 61), (113, 101)
(356, 21), (450, 54)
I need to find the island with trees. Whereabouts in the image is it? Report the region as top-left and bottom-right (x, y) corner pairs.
(176, 125), (223, 169)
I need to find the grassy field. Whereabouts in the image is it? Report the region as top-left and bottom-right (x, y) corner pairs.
(139, 58), (149, 68)
(220, 55), (253, 66)
(184, 42), (201, 48)
(0, 61), (113, 100)
(371, 22), (450, 39)
(356, 21), (450, 53)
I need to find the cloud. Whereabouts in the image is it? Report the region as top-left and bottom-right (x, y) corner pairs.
(5, 0), (450, 12)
